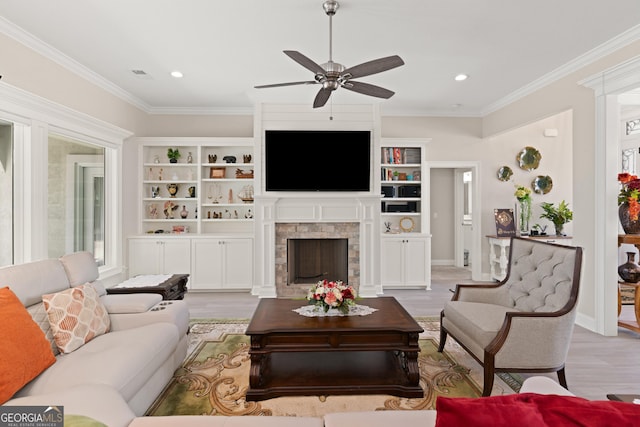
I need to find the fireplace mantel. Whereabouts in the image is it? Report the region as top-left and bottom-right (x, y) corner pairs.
(252, 194), (381, 298)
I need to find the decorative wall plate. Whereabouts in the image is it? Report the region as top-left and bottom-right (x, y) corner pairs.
(532, 175), (553, 194)
(516, 146), (542, 170)
(399, 216), (415, 233)
(497, 166), (513, 181)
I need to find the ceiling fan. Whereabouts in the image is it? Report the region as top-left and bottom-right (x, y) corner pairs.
(254, 0), (404, 108)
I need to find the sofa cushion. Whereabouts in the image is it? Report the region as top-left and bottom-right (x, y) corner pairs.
(5, 383), (136, 427)
(100, 293), (162, 314)
(442, 301), (519, 348)
(43, 284), (111, 353)
(59, 252), (100, 287)
(0, 287), (56, 404)
(129, 415), (325, 427)
(324, 410), (437, 427)
(15, 322), (179, 402)
(63, 415), (108, 427)
(435, 393), (640, 427)
(0, 258), (70, 307)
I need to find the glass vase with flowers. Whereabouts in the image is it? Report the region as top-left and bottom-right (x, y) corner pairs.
(514, 184), (532, 235)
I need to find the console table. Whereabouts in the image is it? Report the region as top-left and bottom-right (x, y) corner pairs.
(486, 235), (573, 281)
(107, 274), (189, 300)
(617, 234), (640, 333)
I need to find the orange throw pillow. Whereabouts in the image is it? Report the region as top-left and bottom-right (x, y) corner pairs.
(0, 287), (56, 404)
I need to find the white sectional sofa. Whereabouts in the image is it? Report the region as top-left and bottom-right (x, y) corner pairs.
(0, 252), (190, 423)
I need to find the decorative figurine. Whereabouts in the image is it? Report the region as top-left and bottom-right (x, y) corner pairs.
(187, 152), (193, 163)
(148, 204), (158, 219)
(167, 183), (179, 197)
(151, 186), (160, 198)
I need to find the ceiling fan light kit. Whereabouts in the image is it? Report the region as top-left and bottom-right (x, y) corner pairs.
(255, 0), (404, 108)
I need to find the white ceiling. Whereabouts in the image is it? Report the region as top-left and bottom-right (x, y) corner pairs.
(1, 0), (640, 116)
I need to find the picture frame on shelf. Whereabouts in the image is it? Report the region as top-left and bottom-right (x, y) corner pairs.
(494, 208), (516, 237)
(210, 167), (225, 179)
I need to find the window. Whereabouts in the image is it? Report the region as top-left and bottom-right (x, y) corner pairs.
(48, 135), (105, 265)
(0, 121), (12, 267)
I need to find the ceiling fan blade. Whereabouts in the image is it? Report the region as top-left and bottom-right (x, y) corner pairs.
(341, 55), (405, 79)
(254, 81), (317, 89)
(283, 50), (326, 75)
(313, 88), (333, 108)
(342, 80), (395, 99)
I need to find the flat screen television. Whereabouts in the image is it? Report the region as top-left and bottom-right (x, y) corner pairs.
(264, 130), (371, 192)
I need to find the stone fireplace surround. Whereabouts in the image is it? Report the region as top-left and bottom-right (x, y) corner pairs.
(276, 222), (358, 298)
(252, 195), (381, 298)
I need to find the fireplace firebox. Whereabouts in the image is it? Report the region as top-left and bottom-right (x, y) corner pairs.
(287, 238), (348, 285)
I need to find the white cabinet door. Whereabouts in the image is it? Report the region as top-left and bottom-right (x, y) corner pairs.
(129, 239), (161, 276)
(191, 238), (253, 290)
(222, 238), (253, 289)
(128, 238), (191, 277)
(160, 239), (191, 275)
(404, 237), (428, 286)
(381, 236), (430, 289)
(191, 239), (224, 289)
(381, 238), (405, 286)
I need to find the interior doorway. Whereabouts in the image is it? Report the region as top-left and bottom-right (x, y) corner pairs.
(426, 161), (481, 281)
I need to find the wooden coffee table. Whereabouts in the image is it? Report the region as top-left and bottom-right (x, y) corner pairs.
(245, 297), (424, 401)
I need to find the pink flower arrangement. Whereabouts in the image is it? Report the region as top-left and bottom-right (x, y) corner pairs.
(307, 280), (357, 314)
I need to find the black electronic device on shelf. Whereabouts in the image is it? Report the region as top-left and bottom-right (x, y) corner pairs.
(265, 130), (371, 192)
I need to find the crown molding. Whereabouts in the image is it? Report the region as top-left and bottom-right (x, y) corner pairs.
(0, 81), (132, 143)
(147, 106), (254, 116)
(0, 16), (151, 112)
(482, 23), (640, 116)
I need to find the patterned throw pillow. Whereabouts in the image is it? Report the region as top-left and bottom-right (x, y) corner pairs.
(43, 284), (111, 354)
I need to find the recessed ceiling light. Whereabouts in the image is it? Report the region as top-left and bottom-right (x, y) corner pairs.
(454, 74), (468, 81)
(171, 71), (183, 78)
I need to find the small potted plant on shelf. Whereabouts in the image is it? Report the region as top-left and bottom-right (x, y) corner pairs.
(540, 200), (573, 236)
(167, 148), (181, 163)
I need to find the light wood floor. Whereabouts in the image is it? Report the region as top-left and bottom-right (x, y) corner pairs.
(183, 266), (640, 401)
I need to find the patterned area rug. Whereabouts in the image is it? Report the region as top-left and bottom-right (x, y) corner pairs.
(146, 318), (519, 418)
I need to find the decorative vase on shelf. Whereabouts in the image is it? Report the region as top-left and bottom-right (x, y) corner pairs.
(518, 199), (531, 235)
(618, 252), (640, 283)
(554, 223), (564, 236)
(619, 203), (640, 234)
(180, 206), (188, 219)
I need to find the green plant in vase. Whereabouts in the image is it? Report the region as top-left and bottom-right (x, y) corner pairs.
(167, 148), (181, 163)
(540, 200), (573, 236)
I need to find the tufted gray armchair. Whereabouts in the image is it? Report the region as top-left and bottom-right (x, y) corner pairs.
(438, 237), (583, 396)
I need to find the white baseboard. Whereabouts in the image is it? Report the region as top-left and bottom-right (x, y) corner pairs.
(431, 259), (454, 266)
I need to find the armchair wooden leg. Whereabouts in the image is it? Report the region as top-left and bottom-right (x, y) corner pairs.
(438, 328), (447, 352)
(482, 367), (494, 397)
(483, 353), (495, 397)
(557, 367), (568, 389)
(438, 311), (447, 352)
